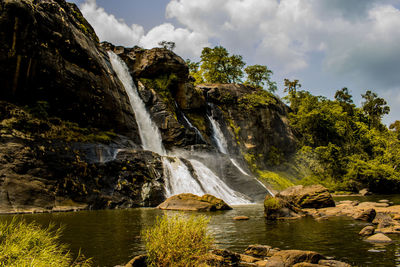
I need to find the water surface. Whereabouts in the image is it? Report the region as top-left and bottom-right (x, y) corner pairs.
(1, 197), (400, 266)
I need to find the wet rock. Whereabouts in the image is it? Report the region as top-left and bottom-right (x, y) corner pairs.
(210, 249), (240, 265)
(359, 188), (371, 196)
(292, 263), (325, 267)
(353, 208), (376, 222)
(265, 250), (324, 267)
(157, 193), (232, 211)
(264, 196), (304, 220)
(365, 233), (392, 243)
(233, 216), (250, 220)
(277, 185), (335, 209)
(359, 226), (375, 236)
(245, 245), (276, 258)
(125, 254), (147, 267)
(240, 254), (261, 263)
(378, 199), (389, 203)
(318, 259), (351, 267)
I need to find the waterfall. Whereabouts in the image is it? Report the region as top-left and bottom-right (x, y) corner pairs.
(208, 115), (228, 154)
(108, 52), (166, 156)
(109, 51), (250, 204)
(207, 109), (275, 196)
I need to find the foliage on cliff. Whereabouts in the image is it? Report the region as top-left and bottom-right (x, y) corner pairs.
(285, 86), (400, 193)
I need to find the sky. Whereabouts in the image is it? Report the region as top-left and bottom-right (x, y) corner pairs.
(69, 0), (400, 125)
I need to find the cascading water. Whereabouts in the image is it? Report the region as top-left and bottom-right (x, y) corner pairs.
(208, 115), (228, 154)
(208, 109), (275, 196)
(109, 51), (250, 204)
(108, 52), (166, 156)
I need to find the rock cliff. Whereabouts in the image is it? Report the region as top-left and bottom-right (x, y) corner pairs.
(0, 0), (298, 213)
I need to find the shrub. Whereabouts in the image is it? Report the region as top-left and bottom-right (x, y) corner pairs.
(0, 218), (91, 267)
(141, 214), (214, 267)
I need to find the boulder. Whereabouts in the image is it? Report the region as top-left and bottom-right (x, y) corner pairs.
(353, 208), (376, 222)
(277, 185), (335, 209)
(157, 193), (232, 211)
(265, 250), (324, 267)
(359, 226), (375, 236)
(264, 196), (304, 220)
(359, 188), (371, 196)
(245, 245), (276, 258)
(365, 233), (392, 243)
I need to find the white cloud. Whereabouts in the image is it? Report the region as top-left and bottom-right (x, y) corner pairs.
(80, 0), (144, 46)
(80, 0), (209, 58)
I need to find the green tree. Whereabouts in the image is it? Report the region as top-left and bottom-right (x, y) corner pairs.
(361, 90), (390, 129)
(284, 79), (301, 95)
(158, 40), (176, 50)
(200, 46), (245, 83)
(390, 120), (400, 139)
(244, 64), (277, 92)
(186, 59), (204, 85)
(334, 87), (355, 115)
(283, 79), (302, 111)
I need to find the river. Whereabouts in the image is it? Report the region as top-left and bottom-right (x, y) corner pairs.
(2, 195), (400, 266)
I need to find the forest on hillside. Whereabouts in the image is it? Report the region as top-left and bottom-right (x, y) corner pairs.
(183, 45), (400, 193)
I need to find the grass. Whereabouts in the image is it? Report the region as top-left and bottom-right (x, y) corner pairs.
(258, 170), (295, 191)
(141, 214), (214, 267)
(0, 218), (91, 266)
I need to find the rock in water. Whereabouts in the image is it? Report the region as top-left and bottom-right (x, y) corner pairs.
(264, 196), (304, 220)
(278, 185), (335, 209)
(157, 193), (232, 211)
(359, 226), (375, 236)
(266, 250), (324, 266)
(366, 233), (392, 243)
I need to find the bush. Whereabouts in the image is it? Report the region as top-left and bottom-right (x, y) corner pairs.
(0, 218), (91, 267)
(142, 214), (214, 267)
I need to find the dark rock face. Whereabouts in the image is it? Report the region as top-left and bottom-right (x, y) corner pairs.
(198, 84), (297, 169)
(0, 0), (139, 142)
(0, 136), (165, 213)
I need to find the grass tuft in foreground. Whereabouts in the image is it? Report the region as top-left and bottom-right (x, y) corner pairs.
(0, 218), (91, 267)
(142, 214), (214, 267)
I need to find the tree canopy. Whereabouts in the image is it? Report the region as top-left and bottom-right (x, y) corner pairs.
(244, 64), (277, 92)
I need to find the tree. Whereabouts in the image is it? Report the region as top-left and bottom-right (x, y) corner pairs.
(334, 87), (355, 115)
(283, 79), (302, 111)
(186, 59), (204, 85)
(284, 79), (301, 95)
(199, 46), (245, 84)
(244, 64), (277, 92)
(390, 120), (400, 139)
(361, 90), (390, 129)
(158, 41), (176, 50)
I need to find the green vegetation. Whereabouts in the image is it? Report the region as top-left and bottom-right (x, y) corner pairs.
(0, 101), (116, 143)
(258, 170), (295, 191)
(139, 73), (179, 117)
(284, 86), (400, 193)
(238, 89), (277, 111)
(244, 64), (277, 92)
(187, 46), (276, 91)
(0, 218), (91, 266)
(141, 214), (214, 267)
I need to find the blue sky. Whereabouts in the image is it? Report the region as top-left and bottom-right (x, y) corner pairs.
(69, 0), (400, 125)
